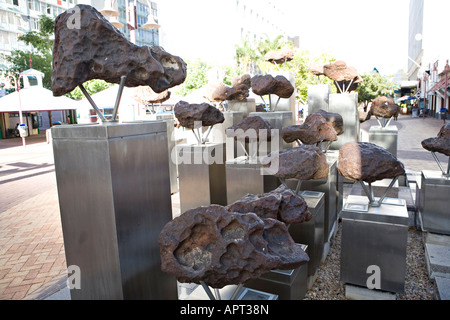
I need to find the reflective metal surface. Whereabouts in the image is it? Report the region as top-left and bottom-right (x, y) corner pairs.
(369, 125), (398, 157)
(245, 244), (308, 300)
(417, 170), (450, 235)
(225, 156), (280, 204)
(249, 111), (293, 151)
(209, 111), (245, 161)
(52, 122), (176, 299)
(307, 84), (331, 115)
(228, 98), (256, 117)
(340, 195), (408, 293)
(287, 192), (325, 277)
(146, 114), (179, 194)
(328, 92), (360, 150)
(176, 143), (227, 213)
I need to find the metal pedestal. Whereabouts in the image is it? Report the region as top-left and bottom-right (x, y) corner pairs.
(340, 195), (409, 294)
(245, 244), (308, 300)
(146, 114), (179, 194)
(417, 170), (450, 235)
(225, 156), (280, 204)
(307, 84), (331, 116)
(369, 125), (398, 157)
(228, 98), (256, 117)
(176, 142), (227, 213)
(328, 92), (359, 150)
(249, 111), (293, 152)
(209, 111), (245, 161)
(52, 122), (176, 300)
(287, 191), (324, 287)
(325, 150), (344, 217)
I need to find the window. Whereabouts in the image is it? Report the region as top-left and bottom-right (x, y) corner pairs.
(13, 0), (19, 6)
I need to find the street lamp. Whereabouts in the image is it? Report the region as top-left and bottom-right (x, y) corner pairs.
(142, 0), (160, 29)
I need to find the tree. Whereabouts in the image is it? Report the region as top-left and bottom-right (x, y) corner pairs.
(1, 15), (54, 89)
(356, 72), (395, 106)
(1, 15), (112, 98)
(173, 59), (211, 97)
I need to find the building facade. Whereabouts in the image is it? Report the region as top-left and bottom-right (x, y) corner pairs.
(408, 0), (450, 117)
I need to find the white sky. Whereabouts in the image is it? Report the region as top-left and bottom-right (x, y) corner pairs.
(282, 0), (410, 76)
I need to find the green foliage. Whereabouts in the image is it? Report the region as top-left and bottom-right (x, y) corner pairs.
(66, 80), (114, 100)
(234, 34), (337, 103)
(356, 72), (395, 105)
(1, 15), (55, 90)
(173, 59), (211, 97)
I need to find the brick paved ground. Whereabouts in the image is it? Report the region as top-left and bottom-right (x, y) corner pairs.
(0, 114), (447, 300)
(0, 135), (65, 300)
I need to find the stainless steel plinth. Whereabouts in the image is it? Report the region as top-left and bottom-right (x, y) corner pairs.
(245, 244), (308, 300)
(369, 125), (398, 157)
(417, 170), (450, 235)
(146, 114), (179, 194)
(328, 92), (360, 150)
(325, 150), (343, 217)
(287, 191), (325, 277)
(228, 98), (256, 117)
(249, 111), (294, 152)
(52, 122), (176, 300)
(225, 156), (280, 204)
(176, 143), (227, 213)
(210, 111), (245, 161)
(340, 195), (409, 294)
(307, 84), (331, 115)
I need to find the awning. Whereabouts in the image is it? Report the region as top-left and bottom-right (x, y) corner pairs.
(0, 86), (79, 113)
(429, 77), (450, 92)
(398, 95), (417, 102)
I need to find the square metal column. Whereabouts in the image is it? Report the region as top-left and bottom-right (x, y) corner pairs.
(369, 125), (398, 157)
(249, 111), (293, 152)
(176, 142), (227, 213)
(340, 195), (409, 293)
(307, 84), (331, 116)
(209, 111), (245, 161)
(287, 191), (325, 286)
(245, 244), (308, 300)
(52, 122), (176, 300)
(328, 92), (360, 150)
(228, 98), (256, 117)
(417, 170), (450, 235)
(225, 156), (280, 204)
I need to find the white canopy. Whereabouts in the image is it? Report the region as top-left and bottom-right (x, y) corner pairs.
(0, 86), (79, 113)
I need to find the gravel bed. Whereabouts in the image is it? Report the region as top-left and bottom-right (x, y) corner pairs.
(303, 220), (435, 300)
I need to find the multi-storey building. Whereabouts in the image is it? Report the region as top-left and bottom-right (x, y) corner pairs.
(407, 0), (450, 117)
(0, 0), (77, 67)
(0, 0), (159, 68)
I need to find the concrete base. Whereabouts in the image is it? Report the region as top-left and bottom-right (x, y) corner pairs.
(424, 233), (450, 280)
(345, 284), (396, 300)
(434, 277), (450, 300)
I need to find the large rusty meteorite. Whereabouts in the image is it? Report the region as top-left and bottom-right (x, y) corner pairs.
(158, 205), (309, 288)
(51, 5), (187, 96)
(338, 142), (405, 183)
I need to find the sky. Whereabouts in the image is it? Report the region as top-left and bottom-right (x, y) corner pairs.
(281, 0), (410, 76)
